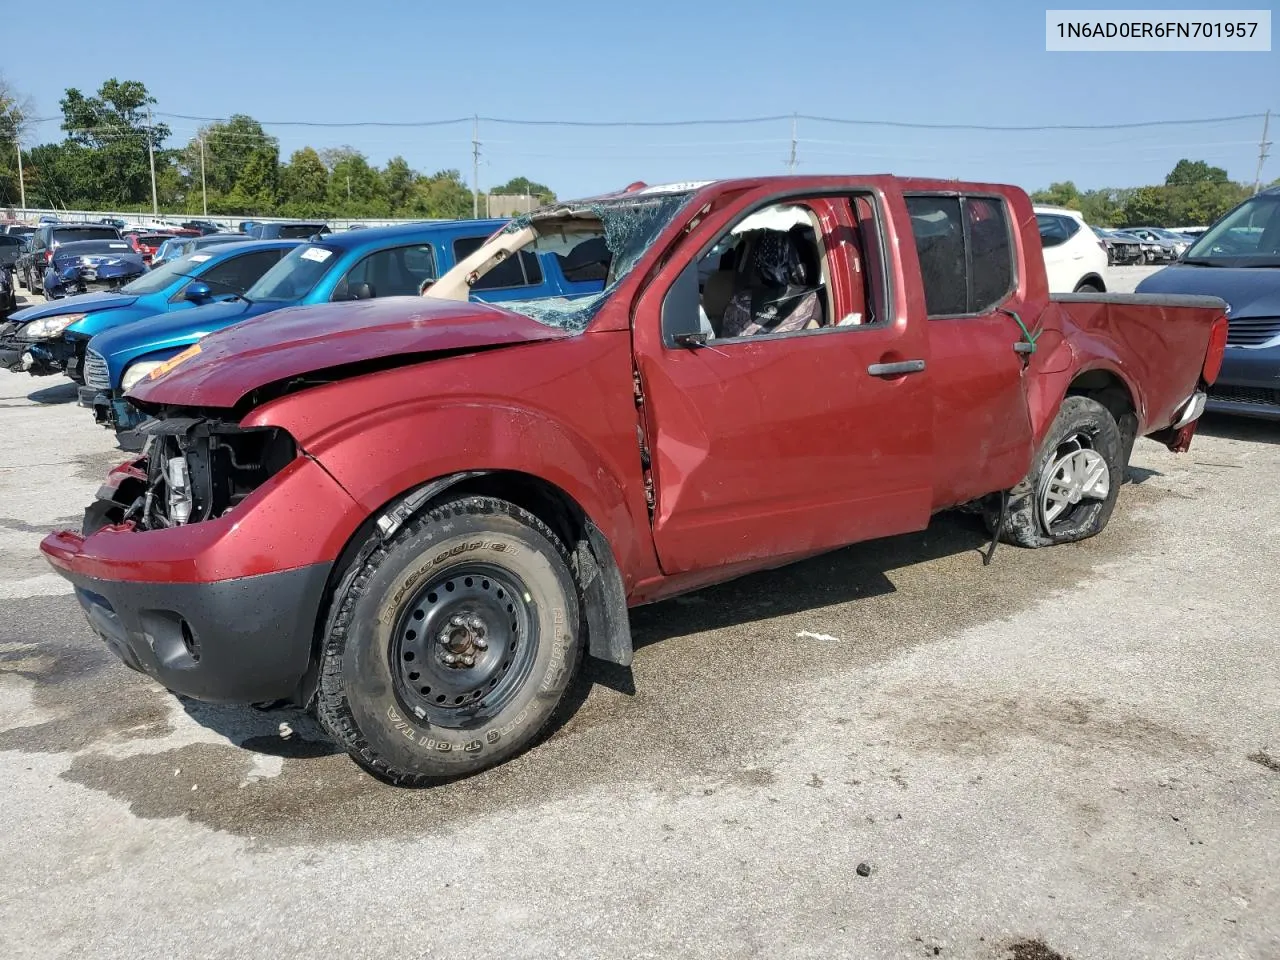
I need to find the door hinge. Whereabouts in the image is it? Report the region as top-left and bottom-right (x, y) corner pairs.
(632, 369), (644, 406)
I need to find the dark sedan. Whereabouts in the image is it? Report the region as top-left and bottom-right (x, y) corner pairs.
(1136, 186), (1280, 419)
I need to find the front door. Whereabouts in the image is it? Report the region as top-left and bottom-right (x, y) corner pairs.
(631, 192), (935, 576)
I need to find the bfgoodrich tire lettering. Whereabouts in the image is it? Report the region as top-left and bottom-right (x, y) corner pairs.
(316, 496), (583, 785)
(996, 395), (1123, 549)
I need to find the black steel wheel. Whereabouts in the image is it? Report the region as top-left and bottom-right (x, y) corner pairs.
(391, 563), (536, 727)
(316, 495), (584, 786)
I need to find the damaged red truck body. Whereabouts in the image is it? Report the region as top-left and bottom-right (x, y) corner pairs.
(42, 176), (1228, 785)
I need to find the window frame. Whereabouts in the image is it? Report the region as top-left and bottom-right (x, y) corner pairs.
(452, 235), (543, 291)
(1035, 213), (1078, 249)
(904, 191), (1019, 321)
(669, 189), (894, 349)
(329, 242), (440, 302)
(168, 248), (286, 304)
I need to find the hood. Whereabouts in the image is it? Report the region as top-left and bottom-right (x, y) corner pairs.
(129, 297), (573, 409)
(91, 297), (262, 373)
(1136, 264), (1280, 320)
(9, 290), (139, 324)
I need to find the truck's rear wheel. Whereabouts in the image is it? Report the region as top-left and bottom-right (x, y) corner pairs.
(996, 396), (1123, 548)
(315, 496), (584, 785)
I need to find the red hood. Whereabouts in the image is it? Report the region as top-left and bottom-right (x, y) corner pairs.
(129, 297), (572, 409)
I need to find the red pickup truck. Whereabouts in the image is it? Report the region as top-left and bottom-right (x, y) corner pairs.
(42, 176), (1229, 785)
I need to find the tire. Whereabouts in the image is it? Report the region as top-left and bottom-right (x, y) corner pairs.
(316, 495), (585, 785)
(1074, 281), (1102, 294)
(994, 396), (1123, 549)
(15, 268), (26, 291)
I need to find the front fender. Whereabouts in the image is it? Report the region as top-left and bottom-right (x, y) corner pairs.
(237, 334), (656, 592)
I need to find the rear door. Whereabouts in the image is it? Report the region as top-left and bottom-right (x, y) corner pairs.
(907, 194), (1034, 508)
(631, 191), (935, 576)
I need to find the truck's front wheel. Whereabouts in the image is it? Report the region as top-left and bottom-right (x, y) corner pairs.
(316, 496), (584, 785)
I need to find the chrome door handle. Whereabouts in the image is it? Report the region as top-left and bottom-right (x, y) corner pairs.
(867, 359), (926, 377)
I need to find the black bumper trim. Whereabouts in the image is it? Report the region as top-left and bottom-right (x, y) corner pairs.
(61, 562), (333, 704)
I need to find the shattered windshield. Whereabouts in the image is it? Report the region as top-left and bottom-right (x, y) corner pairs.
(437, 191), (694, 330)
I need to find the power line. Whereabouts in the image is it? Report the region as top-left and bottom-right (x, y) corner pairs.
(112, 110), (1268, 132)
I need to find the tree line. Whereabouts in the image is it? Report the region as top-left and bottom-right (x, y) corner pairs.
(1031, 159), (1270, 228)
(0, 77), (555, 219)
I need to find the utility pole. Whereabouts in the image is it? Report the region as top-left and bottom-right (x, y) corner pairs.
(1254, 109), (1272, 194)
(787, 113), (797, 173)
(199, 136), (208, 217)
(15, 136), (24, 213)
(145, 105), (158, 217)
(346, 174), (351, 200)
(472, 115), (480, 219)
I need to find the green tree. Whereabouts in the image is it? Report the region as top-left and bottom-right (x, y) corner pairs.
(382, 156), (418, 213)
(491, 175), (556, 203)
(180, 114), (277, 211)
(0, 73), (34, 205)
(59, 79), (171, 208)
(324, 148), (388, 216)
(406, 170), (473, 219)
(1078, 188), (1126, 227)
(1030, 180), (1081, 209)
(1118, 186), (1171, 227)
(1165, 159), (1229, 186)
(279, 147), (329, 216)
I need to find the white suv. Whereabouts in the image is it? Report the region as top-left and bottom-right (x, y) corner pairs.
(1034, 205), (1109, 293)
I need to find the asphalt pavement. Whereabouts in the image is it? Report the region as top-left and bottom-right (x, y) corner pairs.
(1, 268), (1277, 960)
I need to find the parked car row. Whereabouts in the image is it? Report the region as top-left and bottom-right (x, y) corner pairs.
(0, 217), (600, 443)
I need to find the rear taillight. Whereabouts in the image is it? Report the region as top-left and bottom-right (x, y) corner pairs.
(44, 249), (53, 263)
(1202, 315), (1229, 384)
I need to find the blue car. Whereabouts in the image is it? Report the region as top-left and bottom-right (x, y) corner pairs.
(0, 240), (298, 381)
(83, 219), (606, 435)
(41, 239), (147, 299)
(1136, 185), (1280, 420)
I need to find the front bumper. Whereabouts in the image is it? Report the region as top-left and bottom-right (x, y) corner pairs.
(1207, 344), (1280, 420)
(41, 452), (363, 704)
(57, 562), (331, 703)
(0, 325), (82, 376)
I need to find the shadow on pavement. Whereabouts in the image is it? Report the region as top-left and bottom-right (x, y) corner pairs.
(1197, 412), (1280, 446)
(626, 511), (991, 653)
(28, 381), (79, 405)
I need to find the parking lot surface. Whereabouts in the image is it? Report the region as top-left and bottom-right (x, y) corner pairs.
(1, 268), (1277, 959)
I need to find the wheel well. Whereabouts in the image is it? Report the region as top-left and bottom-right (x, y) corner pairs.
(300, 470), (632, 704)
(1074, 273), (1106, 292)
(1066, 369), (1137, 464)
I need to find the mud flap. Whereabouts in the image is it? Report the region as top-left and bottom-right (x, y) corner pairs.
(578, 520), (633, 667)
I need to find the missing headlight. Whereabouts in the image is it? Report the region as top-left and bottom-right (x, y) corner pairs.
(131, 418), (297, 530)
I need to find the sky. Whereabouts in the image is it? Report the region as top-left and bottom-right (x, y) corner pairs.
(6, 0), (1277, 199)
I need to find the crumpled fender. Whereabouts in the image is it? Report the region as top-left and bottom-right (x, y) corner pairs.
(238, 333), (656, 594)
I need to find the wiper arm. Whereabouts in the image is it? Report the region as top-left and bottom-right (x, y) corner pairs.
(1179, 258), (1224, 267)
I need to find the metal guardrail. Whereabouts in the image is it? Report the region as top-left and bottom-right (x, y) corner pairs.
(0, 207), (444, 231)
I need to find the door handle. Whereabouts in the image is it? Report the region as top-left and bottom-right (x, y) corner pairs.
(867, 359), (926, 377)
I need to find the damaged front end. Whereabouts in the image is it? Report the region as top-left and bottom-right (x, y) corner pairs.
(42, 408), (358, 705)
(85, 416), (298, 535)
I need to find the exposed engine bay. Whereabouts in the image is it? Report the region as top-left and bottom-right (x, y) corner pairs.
(87, 416), (297, 534)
